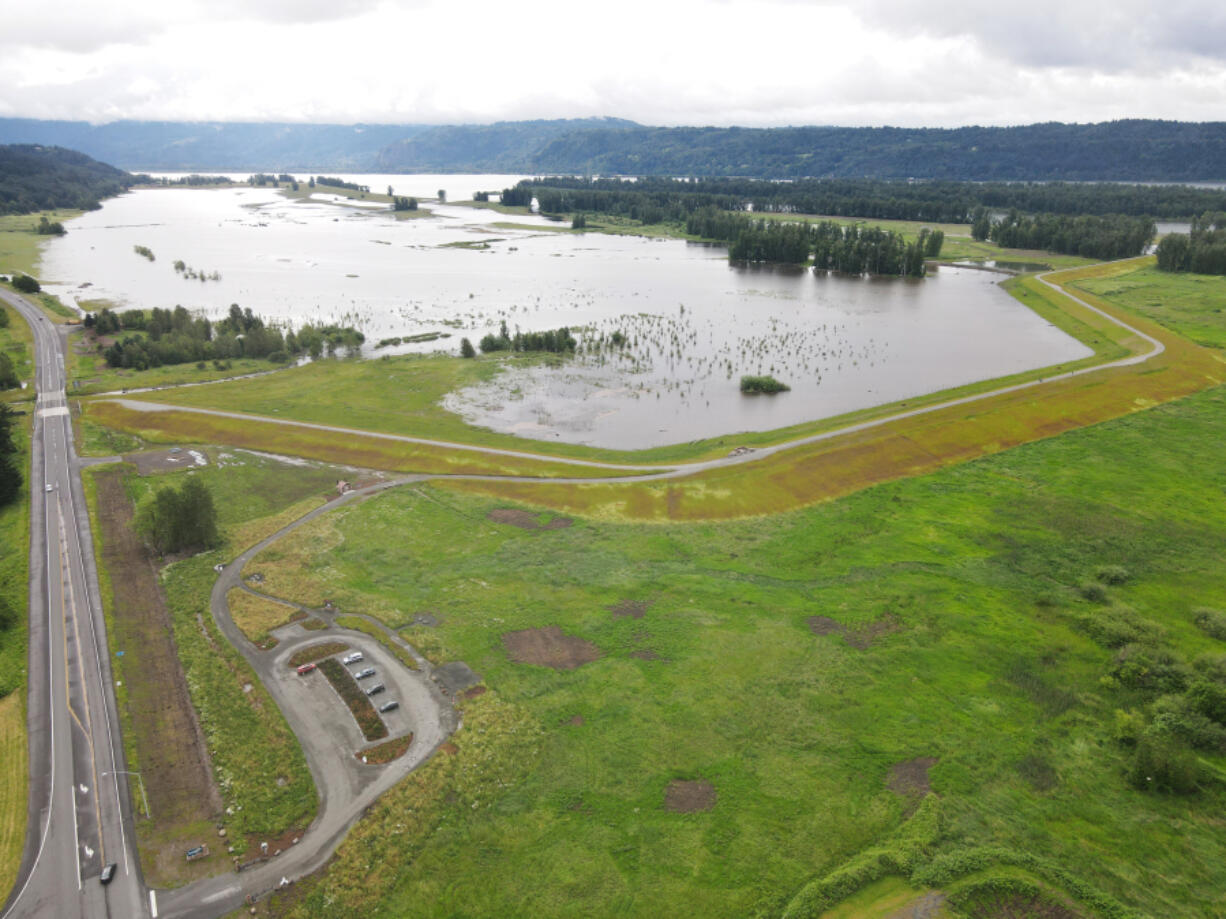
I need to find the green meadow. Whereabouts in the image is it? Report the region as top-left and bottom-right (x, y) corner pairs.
(252, 383), (1226, 919)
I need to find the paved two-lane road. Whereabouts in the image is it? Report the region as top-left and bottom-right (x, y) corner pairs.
(0, 291), (147, 919)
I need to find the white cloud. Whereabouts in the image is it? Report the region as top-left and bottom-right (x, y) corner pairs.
(0, 0), (1223, 125)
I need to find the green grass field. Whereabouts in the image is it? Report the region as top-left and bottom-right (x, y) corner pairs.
(1070, 265), (1226, 351)
(248, 381), (1226, 919)
(0, 300), (35, 403)
(0, 209), (82, 278)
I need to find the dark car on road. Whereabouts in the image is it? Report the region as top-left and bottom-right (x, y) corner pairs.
(100, 863), (116, 885)
(365, 683), (385, 696)
(354, 667), (376, 680)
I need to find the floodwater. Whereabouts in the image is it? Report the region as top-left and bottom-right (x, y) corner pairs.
(40, 178), (1092, 449)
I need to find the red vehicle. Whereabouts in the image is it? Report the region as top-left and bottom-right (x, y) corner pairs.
(296, 663), (317, 675)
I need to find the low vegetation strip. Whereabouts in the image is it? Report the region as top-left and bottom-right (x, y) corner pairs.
(288, 642), (349, 668)
(0, 693), (27, 900)
(81, 399), (636, 479)
(318, 658), (387, 742)
(356, 733), (413, 765)
(334, 615), (418, 670)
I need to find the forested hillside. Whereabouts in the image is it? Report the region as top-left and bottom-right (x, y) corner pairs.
(380, 119), (1226, 181)
(0, 145), (132, 215)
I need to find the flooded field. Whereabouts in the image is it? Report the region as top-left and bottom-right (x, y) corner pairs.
(40, 176), (1092, 448)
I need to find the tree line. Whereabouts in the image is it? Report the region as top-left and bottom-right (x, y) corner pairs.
(479, 321), (577, 354)
(87, 303), (365, 370)
(1156, 212), (1226, 275)
(499, 176), (1226, 225)
(686, 209), (942, 275)
(972, 209), (1155, 260)
(0, 144), (132, 216)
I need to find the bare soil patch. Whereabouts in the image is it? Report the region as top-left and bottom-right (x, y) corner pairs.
(462, 685), (487, 699)
(435, 661), (482, 693)
(93, 468), (222, 886)
(806, 615), (843, 635)
(503, 626), (601, 670)
(487, 508), (573, 531)
(567, 715), (585, 726)
(609, 599), (651, 619)
(960, 892), (1081, 919)
(440, 741), (459, 755)
(126, 447), (207, 475)
(664, 779), (716, 813)
(888, 756), (939, 800)
(630, 649), (665, 661)
(886, 891), (947, 919)
(806, 611), (903, 648)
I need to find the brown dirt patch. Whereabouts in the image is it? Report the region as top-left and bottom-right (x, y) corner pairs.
(125, 447), (207, 475)
(960, 892), (1081, 919)
(487, 508), (573, 530)
(462, 685), (487, 699)
(664, 779), (716, 813)
(609, 599), (650, 619)
(567, 715), (584, 726)
(806, 611), (902, 648)
(245, 823), (308, 861)
(885, 892), (947, 919)
(806, 615), (843, 635)
(630, 649), (664, 661)
(888, 756), (939, 799)
(502, 626), (601, 670)
(93, 468), (223, 887)
(440, 741), (459, 755)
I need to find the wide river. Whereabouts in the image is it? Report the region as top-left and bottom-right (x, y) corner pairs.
(40, 174), (1092, 449)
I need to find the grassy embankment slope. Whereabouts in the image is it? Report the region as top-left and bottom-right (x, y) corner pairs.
(0, 414), (29, 900)
(0, 299), (35, 404)
(245, 380), (1226, 918)
(82, 450), (345, 882)
(87, 258), (1166, 473)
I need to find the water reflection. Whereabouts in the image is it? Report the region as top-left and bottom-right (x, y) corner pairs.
(41, 183), (1092, 449)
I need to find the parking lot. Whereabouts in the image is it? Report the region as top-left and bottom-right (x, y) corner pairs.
(270, 634), (425, 758)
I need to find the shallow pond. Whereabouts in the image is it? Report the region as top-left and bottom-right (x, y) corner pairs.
(40, 178), (1092, 449)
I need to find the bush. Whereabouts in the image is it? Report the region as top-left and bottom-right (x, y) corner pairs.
(740, 374), (790, 394)
(11, 274), (40, 294)
(267, 350), (289, 364)
(1193, 607), (1226, 641)
(1109, 643), (1189, 694)
(459, 337), (476, 359)
(1078, 581), (1109, 603)
(1077, 605), (1163, 649)
(1096, 565), (1130, 585)
(1128, 731), (1202, 794)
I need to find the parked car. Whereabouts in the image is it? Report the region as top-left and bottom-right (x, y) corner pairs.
(342, 652), (363, 665)
(354, 667), (376, 680)
(379, 700), (399, 713)
(296, 663), (316, 675)
(365, 683), (385, 696)
(100, 863), (116, 885)
(44, 483), (53, 493)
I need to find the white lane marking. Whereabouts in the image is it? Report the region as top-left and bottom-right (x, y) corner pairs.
(150, 890), (158, 917)
(201, 885), (240, 904)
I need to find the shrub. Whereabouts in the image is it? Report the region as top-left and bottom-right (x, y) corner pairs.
(1096, 565), (1131, 585)
(288, 642), (348, 668)
(459, 337), (476, 358)
(740, 374), (790, 394)
(1128, 731), (1202, 794)
(1016, 753), (1059, 791)
(1077, 605), (1163, 649)
(1193, 607), (1226, 641)
(1109, 643), (1189, 693)
(11, 274), (40, 294)
(1112, 708), (1146, 746)
(1078, 581), (1109, 603)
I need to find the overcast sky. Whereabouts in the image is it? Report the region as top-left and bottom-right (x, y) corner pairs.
(1, 0), (1224, 127)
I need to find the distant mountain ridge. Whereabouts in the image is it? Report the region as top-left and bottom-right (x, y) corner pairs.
(1, 117), (1224, 181)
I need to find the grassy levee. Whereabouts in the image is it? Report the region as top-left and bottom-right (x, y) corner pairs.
(0, 412), (30, 901)
(442, 260), (1225, 520)
(78, 400), (647, 479)
(247, 383), (1226, 918)
(83, 452), (346, 878)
